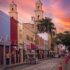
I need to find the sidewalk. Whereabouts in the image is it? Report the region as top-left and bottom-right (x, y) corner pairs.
(4, 59), (44, 69)
(57, 57), (70, 70)
(1, 58), (58, 70)
(62, 61), (70, 70)
(0, 62), (26, 70)
(0, 65), (5, 70)
(4, 62), (26, 70)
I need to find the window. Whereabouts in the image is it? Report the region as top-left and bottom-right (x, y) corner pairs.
(38, 6), (40, 9)
(19, 29), (22, 32)
(26, 35), (29, 40)
(32, 25), (34, 28)
(12, 8), (14, 11)
(37, 5), (40, 10)
(19, 34), (22, 39)
(31, 37), (33, 41)
(38, 15), (40, 19)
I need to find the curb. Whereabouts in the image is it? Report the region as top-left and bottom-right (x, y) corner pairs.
(4, 63), (26, 69)
(0, 66), (5, 70)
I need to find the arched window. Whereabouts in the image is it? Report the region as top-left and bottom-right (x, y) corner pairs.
(12, 8), (14, 11)
(37, 6), (40, 9)
(38, 15), (40, 19)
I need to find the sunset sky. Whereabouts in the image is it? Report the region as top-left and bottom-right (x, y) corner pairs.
(0, 0), (70, 33)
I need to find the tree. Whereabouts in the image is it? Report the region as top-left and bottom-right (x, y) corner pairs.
(37, 17), (56, 50)
(38, 17), (56, 33)
(57, 31), (70, 47)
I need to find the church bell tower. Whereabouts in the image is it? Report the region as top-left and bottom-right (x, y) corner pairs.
(9, 0), (18, 20)
(34, 0), (44, 33)
(35, 0), (43, 21)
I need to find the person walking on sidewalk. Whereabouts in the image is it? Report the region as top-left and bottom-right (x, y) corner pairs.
(6, 52), (10, 65)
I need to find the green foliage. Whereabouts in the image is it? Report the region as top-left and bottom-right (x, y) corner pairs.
(37, 17), (56, 34)
(57, 31), (70, 46)
(37, 17), (56, 50)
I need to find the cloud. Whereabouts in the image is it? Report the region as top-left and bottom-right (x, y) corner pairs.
(0, 0), (35, 22)
(45, 0), (70, 32)
(0, 0), (70, 32)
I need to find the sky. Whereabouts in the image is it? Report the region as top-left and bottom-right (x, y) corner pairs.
(38, 32), (48, 40)
(0, 0), (70, 33)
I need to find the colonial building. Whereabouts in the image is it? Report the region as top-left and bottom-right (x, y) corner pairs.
(23, 23), (48, 59)
(9, 1), (24, 64)
(9, 1), (19, 64)
(23, 23), (35, 50)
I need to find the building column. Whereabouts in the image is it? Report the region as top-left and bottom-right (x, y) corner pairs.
(19, 46), (23, 63)
(14, 47), (17, 64)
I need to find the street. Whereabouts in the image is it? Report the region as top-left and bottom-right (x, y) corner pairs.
(5, 58), (62, 70)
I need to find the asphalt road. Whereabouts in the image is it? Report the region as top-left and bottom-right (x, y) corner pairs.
(5, 58), (62, 70)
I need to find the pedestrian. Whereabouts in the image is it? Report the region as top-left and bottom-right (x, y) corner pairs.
(6, 52), (10, 65)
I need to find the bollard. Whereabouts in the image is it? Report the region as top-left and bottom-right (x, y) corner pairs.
(59, 63), (62, 70)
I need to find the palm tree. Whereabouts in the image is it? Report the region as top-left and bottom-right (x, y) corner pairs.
(37, 17), (56, 50)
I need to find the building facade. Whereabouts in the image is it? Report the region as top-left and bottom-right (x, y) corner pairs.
(23, 23), (35, 50)
(22, 0), (48, 60)
(0, 1), (24, 65)
(23, 23), (48, 59)
(9, 1), (24, 64)
(0, 10), (10, 65)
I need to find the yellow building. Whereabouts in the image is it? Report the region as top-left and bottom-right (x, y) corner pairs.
(23, 23), (35, 49)
(18, 23), (24, 47)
